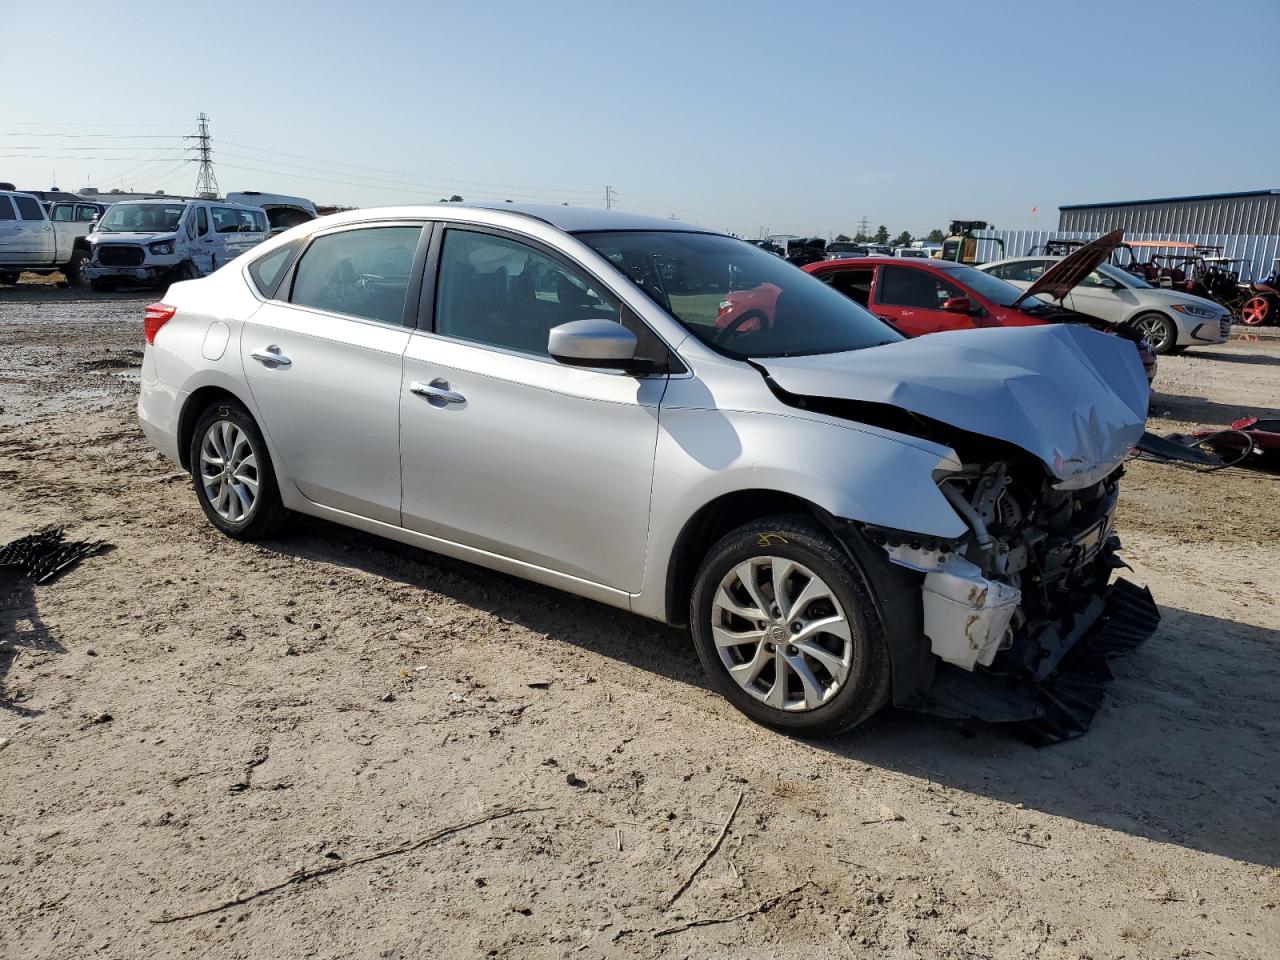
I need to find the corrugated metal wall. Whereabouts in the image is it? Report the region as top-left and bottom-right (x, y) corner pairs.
(1059, 193), (1280, 237)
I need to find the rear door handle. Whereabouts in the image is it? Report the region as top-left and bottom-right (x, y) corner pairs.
(250, 345), (291, 368)
(409, 378), (465, 406)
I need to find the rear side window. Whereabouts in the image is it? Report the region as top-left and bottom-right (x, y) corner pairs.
(0, 197), (13, 221)
(77, 205), (99, 222)
(992, 260), (1049, 283)
(51, 204), (76, 222)
(289, 225), (422, 325)
(248, 240), (303, 298)
(13, 195), (44, 221)
(213, 206), (263, 234)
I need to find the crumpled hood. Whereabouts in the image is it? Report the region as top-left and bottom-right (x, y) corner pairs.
(758, 324), (1150, 489)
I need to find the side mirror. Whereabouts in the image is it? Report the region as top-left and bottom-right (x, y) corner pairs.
(942, 296), (974, 314)
(548, 319), (639, 371)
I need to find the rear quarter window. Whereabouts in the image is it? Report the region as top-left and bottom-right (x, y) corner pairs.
(248, 239), (303, 299)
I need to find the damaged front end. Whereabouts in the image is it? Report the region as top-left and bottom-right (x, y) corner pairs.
(758, 325), (1161, 743)
(873, 459), (1158, 744)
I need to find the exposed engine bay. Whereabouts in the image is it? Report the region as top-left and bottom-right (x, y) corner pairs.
(873, 457), (1159, 744)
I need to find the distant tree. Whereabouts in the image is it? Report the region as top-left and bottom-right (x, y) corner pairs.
(873, 225), (890, 245)
(854, 231), (869, 242)
(833, 233), (852, 242)
(436, 194), (464, 202)
(926, 228), (945, 243)
(893, 231), (913, 248)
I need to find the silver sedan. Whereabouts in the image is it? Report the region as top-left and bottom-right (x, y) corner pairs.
(138, 204), (1156, 739)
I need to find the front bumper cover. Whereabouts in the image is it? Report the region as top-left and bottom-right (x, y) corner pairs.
(913, 577), (1160, 745)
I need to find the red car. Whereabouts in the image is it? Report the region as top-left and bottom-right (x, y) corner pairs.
(717, 240), (1157, 381)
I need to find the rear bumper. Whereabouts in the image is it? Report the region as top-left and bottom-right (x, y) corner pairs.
(138, 376), (187, 466)
(913, 577), (1160, 744)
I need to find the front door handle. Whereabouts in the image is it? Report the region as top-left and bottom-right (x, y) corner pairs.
(409, 378), (465, 407)
(250, 345), (291, 368)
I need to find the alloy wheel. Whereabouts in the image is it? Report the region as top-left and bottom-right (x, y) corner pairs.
(1240, 295), (1270, 326)
(710, 557), (853, 711)
(199, 420), (259, 522)
(1133, 315), (1171, 352)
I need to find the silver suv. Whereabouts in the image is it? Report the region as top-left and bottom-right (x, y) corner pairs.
(138, 205), (1157, 741)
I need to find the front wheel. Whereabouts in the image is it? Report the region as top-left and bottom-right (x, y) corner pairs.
(189, 399), (291, 540)
(689, 515), (892, 736)
(1240, 295), (1271, 326)
(64, 250), (89, 287)
(1131, 312), (1178, 355)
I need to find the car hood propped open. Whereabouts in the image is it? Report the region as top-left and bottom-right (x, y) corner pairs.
(758, 324), (1150, 489)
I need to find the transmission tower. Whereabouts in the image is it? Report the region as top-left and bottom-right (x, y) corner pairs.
(856, 216), (870, 239)
(188, 113), (220, 199)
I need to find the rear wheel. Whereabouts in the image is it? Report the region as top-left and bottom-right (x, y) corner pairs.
(1131, 312), (1177, 354)
(172, 260), (198, 282)
(1240, 295), (1271, 326)
(189, 399), (291, 540)
(0, 272), (19, 286)
(689, 515), (892, 737)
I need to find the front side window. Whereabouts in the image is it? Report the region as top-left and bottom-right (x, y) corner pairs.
(435, 229), (621, 357)
(877, 265), (962, 309)
(0, 197), (14, 221)
(289, 225), (421, 325)
(98, 203), (186, 233)
(578, 230), (900, 359)
(13, 195), (45, 221)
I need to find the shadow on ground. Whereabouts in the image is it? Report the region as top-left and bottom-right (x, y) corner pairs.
(0, 571), (61, 717)
(264, 518), (1280, 868)
(1149, 391), (1280, 427)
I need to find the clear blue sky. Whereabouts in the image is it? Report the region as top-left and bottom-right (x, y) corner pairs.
(3, 0), (1277, 237)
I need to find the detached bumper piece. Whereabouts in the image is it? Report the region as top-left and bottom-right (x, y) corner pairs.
(917, 579), (1160, 745)
(0, 527), (110, 586)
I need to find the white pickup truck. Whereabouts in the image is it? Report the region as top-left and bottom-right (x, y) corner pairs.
(0, 190), (102, 286)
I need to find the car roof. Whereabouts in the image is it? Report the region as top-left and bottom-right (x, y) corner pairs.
(813, 256), (968, 270)
(297, 203), (715, 237)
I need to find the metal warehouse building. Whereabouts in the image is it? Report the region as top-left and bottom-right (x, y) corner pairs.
(1058, 189), (1280, 238)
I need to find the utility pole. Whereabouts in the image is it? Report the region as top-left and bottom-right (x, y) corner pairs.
(188, 113), (220, 199)
(604, 185), (614, 210)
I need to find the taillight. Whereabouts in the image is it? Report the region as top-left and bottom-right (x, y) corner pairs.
(144, 302), (177, 344)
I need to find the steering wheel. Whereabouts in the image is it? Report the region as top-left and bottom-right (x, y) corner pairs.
(712, 309), (770, 345)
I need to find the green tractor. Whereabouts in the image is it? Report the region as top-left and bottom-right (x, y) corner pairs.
(940, 220), (1004, 265)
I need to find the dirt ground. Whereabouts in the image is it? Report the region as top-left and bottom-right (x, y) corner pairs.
(2, 280), (1278, 960)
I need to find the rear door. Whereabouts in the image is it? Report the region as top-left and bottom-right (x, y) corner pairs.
(8, 193), (55, 265)
(240, 221), (428, 524)
(873, 263), (968, 335)
(0, 196), (23, 263)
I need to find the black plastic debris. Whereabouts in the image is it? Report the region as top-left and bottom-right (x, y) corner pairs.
(0, 527), (110, 585)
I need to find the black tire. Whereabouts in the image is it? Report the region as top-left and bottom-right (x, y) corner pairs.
(188, 399), (291, 540)
(172, 260), (198, 282)
(1132, 312), (1177, 355)
(64, 250), (89, 287)
(689, 514), (893, 737)
(0, 272), (19, 286)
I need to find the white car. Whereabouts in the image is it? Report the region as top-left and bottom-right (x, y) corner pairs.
(83, 198), (270, 290)
(0, 190), (100, 286)
(980, 256), (1231, 355)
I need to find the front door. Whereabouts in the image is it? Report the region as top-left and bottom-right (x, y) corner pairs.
(1066, 271), (1133, 324)
(186, 205), (216, 274)
(240, 222), (426, 524)
(400, 226), (666, 592)
(873, 263), (969, 335)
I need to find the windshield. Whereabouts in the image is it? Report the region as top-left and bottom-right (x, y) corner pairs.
(577, 231), (902, 358)
(98, 203), (186, 233)
(946, 263), (1053, 309)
